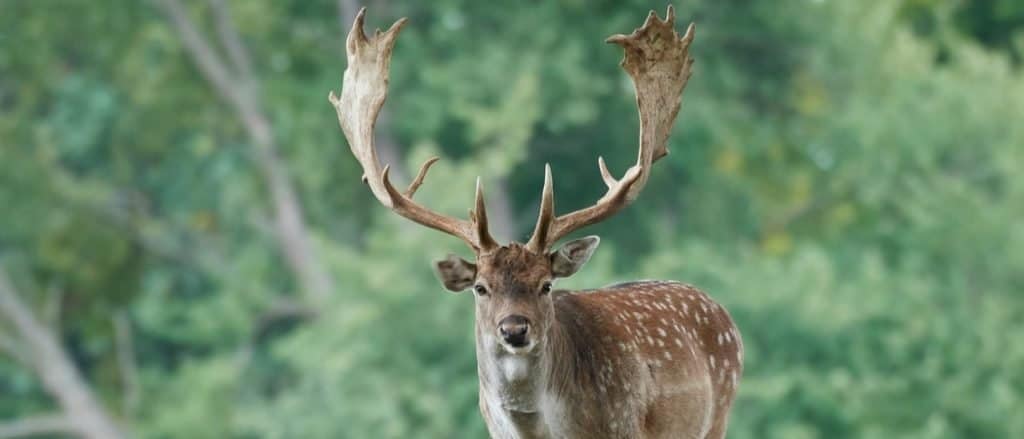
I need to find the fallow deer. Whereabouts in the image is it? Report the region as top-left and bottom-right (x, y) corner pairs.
(330, 7), (743, 439)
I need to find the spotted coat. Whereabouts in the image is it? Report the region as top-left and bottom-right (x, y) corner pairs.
(478, 280), (743, 439)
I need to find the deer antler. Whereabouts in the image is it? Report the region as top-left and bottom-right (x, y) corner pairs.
(330, 8), (498, 252)
(527, 6), (695, 252)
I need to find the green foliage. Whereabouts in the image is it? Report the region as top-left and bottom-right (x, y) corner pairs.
(1, 0), (1022, 437)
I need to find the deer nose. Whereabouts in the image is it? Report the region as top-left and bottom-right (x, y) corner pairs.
(498, 315), (530, 347)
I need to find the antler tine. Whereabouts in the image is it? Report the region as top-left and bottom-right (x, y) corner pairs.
(597, 156), (617, 188)
(404, 156), (440, 198)
(525, 164), (555, 252)
(330, 9), (497, 252)
(527, 8), (695, 251)
(475, 178), (499, 250)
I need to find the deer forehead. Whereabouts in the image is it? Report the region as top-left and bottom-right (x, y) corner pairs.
(475, 244), (552, 286)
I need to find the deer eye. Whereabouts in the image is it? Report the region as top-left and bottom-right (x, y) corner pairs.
(540, 282), (553, 296)
(474, 284), (488, 296)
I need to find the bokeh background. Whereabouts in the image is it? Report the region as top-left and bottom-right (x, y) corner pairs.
(2, 0), (1023, 438)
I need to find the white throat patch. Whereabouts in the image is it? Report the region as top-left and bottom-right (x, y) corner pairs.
(500, 354), (532, 382)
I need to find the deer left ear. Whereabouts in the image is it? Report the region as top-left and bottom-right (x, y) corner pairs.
(434, 254), (477, 292)
(550, 236), (600, 278)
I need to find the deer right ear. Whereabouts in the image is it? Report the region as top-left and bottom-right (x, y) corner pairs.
(434, 254), (477, 292)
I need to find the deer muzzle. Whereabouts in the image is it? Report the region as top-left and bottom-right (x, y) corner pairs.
(497, 315), (531, 349)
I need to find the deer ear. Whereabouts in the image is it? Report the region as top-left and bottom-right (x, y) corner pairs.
(434, 254), (477, 292)
(550, 236), (600, 278)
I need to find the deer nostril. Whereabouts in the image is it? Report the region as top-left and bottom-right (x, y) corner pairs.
(498, 315), (530, 347)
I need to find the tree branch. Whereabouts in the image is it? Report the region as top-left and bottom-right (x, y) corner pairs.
(0, 414), (74, 439)
(113, 312), (140, 418)
(0, 267), (126, 439)
(208, 0), (254, 81)
(154, 0), (336, 302)
(152, 0), (248, 114)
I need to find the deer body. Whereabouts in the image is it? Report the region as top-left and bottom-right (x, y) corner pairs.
(332, 7), (742, 438)
(476, 277), (742, 439)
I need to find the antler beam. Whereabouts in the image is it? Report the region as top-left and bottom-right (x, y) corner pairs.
(527, 6), (695, 252)
(330, 8), (498, 252)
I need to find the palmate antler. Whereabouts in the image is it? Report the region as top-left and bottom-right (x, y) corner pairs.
(526, 6), (695, 252)
(332, 7), (694, 255)
(329, 8), (498, 252)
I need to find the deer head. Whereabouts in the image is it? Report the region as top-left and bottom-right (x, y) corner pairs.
(436, 238), (600, 355)
(330, 7), (694, 356)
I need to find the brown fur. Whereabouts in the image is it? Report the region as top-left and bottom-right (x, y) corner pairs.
(334, 6), (723, 437)
(471, 244), (742, 439)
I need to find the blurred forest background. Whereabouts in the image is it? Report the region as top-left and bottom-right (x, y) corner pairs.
(1, 0), (1023, 438)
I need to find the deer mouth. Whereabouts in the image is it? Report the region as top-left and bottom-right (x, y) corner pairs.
(499, 337), (540, 356)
